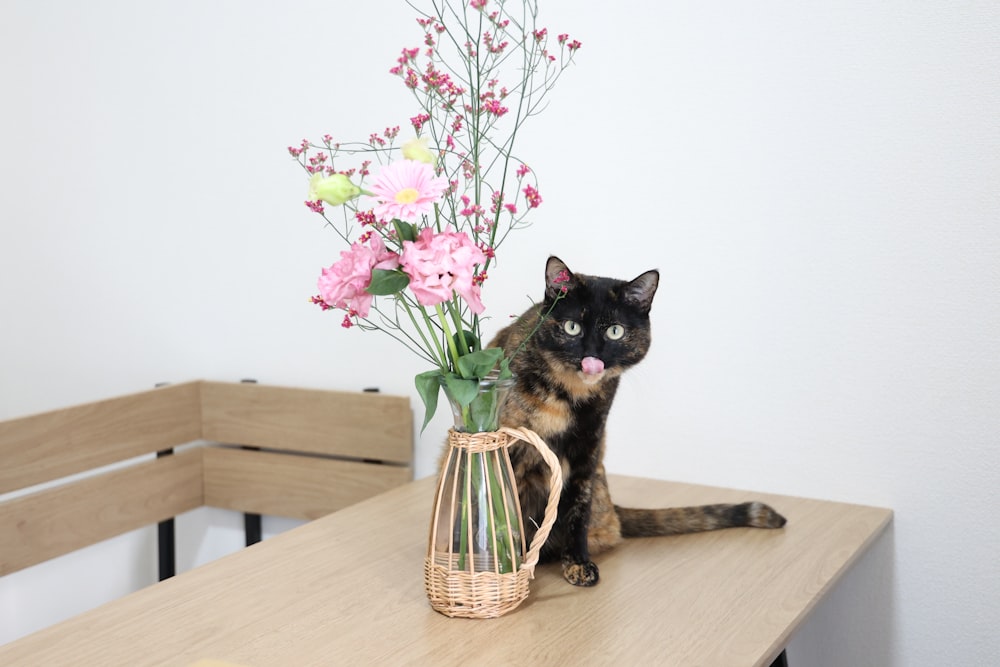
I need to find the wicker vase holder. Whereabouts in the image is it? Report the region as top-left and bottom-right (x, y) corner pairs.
(424, 426), (561, 619)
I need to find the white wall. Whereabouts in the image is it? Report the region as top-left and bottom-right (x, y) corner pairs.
(2, 1), (998, 663)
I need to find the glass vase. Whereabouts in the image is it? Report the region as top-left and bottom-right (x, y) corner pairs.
(442, 374), (515, 433)
(424, 375), (563, 618)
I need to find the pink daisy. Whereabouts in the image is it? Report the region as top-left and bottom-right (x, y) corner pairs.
(368, 159), (449, 223)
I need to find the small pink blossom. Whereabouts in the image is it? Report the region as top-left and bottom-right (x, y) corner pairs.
(369, 160), (449, 222)
(355, 209), (379, 227)
(317, 236), (400, 318)
(310, 295), (333, 311)
(411, 113), (431, 132)
(400, 227), (487, 313)
(523, 184), (542, 208)
(482, 99), (508, 116)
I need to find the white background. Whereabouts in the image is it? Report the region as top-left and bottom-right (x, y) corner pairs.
(2, 1), (998, 664)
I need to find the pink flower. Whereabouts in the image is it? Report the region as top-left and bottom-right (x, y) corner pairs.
(369, 160), (449, 223)
(482, 98), (508, 116)
(410, 113), (431, 132)
(317, 236), (400, 317)
(523, 184), (542, 208)
(400, 227), (487, 313)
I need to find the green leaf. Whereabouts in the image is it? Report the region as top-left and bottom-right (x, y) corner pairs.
(452, 329), (481, 355)
(456, 347), (504, 380)
(393, 220), (418, 243)
(469, 388), (499, 432)
(443, 374), (479, 408)
(414, 369), (443, 432)
(366, 269), (410, 296)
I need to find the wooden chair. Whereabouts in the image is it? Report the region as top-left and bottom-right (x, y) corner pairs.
(0, 380), (413, 579)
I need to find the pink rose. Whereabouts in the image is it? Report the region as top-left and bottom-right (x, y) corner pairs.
(317, 236), (400, 317)
(400, 227), (487, 313)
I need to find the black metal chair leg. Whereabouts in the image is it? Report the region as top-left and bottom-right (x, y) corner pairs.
(770, 649), (789, 667)
(245, 512), (263, 546)
(156, 448), (176, 581)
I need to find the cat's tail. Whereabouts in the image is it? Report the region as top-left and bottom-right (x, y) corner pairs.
(614, 502), (787, 538)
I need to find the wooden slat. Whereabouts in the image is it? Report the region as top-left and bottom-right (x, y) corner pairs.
(202, 447), (412, 520)
(199, 382), (413, 465)
(0, 382), (202, 494)
(0, 449), (204, 576)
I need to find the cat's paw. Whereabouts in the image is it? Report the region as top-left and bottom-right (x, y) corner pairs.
(562, 559), (600, 586)
(747, 502), (787, 529)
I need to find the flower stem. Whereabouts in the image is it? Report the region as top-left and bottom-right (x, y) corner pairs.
(507, 290), (567, 363)
(485, 453), (516, 572)
(446, 300), (471, 356)
(435, 303), (462, 372)
(403, 299), (449, 369)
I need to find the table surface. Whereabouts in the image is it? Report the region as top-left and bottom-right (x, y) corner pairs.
(0, 474), (892, 667)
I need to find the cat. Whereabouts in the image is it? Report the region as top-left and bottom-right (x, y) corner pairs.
(490, 256), (787, 586)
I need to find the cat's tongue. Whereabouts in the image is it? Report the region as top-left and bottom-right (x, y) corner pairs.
(581, 356), (605, 376)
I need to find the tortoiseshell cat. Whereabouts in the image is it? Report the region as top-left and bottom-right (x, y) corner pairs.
(491, 256), (786, 586)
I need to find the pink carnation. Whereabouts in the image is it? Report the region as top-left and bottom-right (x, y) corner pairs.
(400, 227), (487, 313)
(317, 236), (400, 318)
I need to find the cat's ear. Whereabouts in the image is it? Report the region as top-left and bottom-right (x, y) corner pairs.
(624, 270), (659, 313)
(545, 256), (577, 300)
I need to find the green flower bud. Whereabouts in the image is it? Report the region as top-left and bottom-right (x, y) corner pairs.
(308, 173), (361, 206)
(401, 136), (437, 165)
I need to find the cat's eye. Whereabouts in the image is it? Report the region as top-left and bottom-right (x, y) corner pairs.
(606, 324), (626, 340)
(563, 320), (582, 336)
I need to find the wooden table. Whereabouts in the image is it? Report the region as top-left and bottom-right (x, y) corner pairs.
(0, 475), (892, 666)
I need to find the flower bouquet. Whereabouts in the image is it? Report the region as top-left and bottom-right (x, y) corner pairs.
(290, 0), (577, 616)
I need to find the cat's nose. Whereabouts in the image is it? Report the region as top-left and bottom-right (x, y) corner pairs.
(581, 356), (605, 375)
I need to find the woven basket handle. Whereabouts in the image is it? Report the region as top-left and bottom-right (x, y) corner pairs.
(499, 426), (563, 573)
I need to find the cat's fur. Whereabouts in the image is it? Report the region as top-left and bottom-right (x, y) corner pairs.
(490, 256), (786, 586)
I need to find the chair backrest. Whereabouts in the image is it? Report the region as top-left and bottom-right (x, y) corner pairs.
(0, 381), (413, 576)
